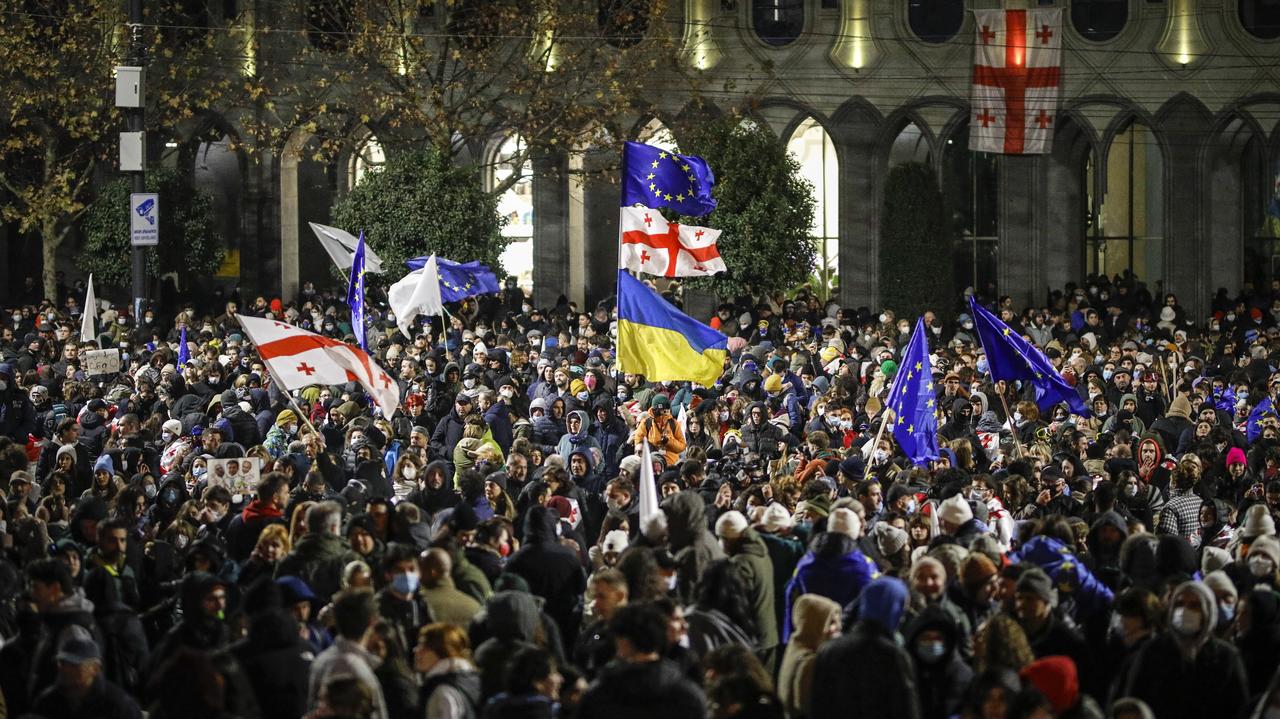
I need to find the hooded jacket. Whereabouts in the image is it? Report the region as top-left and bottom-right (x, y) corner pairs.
(230, 609), (313, 719)
(811, 578), (920, 719)
(904, 605), (973, 719)
(555, 410), (601, 464)
(1081, 510), (1129, 591)
(149, 572), (230, 674)
(778, 594), (841, 719)
(784, 532), (878, 643)
(473, 591), (543, 700)
(741, 402), (784, 458)
(578, 658), (706, 719)
(504, 507), (586, 644)
(663, 491), (725, 604)
(727, 528), (779, 651)
(1120, 581), (1249, 719)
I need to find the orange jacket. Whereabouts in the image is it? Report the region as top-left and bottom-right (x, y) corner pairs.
(632, 411), (686, 465)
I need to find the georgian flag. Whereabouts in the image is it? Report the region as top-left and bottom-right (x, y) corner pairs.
(970, 9), (1063, 155)
(236, 315), (399, 416)
(619, 205), (727, 278)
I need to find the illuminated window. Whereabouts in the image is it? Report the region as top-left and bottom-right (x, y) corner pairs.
(495, 135), (535, 289)
(786, 118), (839, 296)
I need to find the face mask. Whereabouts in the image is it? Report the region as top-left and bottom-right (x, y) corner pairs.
(402, 466), (417, 480)
(463, 378), (476, 389)
(1125, 483), (1139, 497)
(916, 640), (946, 662)
(962, 321), (973, 330)
(144, 484), (157, 499)
(1013, 411), (1024, 424)
(324, 324), (335, 331)
(500, 387), (514, 399)
(1103, 369), (1113, 381)
(873, 449), (888, 463)
(391, 572), (420, 595)
(162, 431), (174, 444)
(144, 316), (153, 324)
(194, 466), (207, 479)
(11, 314), (19, 323)
(878, 314), (887, 324)
(522, 304), (533, 314)
(826, 414), (840, 426)
(1249, 554), (1275, 577)
(576, 391), (589, 402)
(1219, 602), (1235, 624)
(905, 499), (918, 515)
(208, 509), (226, 523)
(969, 490), (986, 503)
(606, 498), (625, 512)
(1171, 606), (1203, 635)
(930, 325), (941, 335)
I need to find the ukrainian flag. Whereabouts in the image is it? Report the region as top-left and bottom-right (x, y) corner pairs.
(616, 270), (728, 386)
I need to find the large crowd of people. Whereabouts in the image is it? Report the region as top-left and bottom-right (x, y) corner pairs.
(0, 273), (1279, 719)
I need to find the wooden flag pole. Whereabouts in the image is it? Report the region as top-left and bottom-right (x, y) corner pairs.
(865, 402), (893, 479)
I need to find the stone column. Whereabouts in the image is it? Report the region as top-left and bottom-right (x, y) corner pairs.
(997, 153), (1044, 307)
(531, 149), (570, 309)
(830, 103), (883, 310)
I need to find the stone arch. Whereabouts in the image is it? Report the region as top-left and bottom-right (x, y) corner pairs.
(784, 116), (841, 299)
(1203, 110), (1271, 296)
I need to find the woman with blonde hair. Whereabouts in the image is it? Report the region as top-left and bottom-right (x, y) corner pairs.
(415, 623), (481, 719)
(239, 523), (290, 586)
(289, 501), (314, 545)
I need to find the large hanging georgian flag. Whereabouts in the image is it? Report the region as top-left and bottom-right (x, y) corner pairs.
(619, 206), (727, 277)
(970, 9), (1063, 155)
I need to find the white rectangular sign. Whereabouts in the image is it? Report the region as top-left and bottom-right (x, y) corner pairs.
(83, 349), (122, 376)
(130, 192), (159, 247)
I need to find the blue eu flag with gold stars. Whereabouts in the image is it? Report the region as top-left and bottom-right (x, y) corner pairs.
(886, 318), (939, 466)
(405, 257), (501, 303)
(346, 230), (368, 351)
(621, 141), (717, 217)
(968, 296), (1090, 417)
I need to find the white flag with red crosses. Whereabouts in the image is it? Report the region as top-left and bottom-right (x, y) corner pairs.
(970, 9), (1063, 155)
(236, 315), (400, 417)
(619, 205), (727, 278)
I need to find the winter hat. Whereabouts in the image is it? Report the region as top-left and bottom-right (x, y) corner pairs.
(1201, 546), (1232, 575)
(828, 507), (862, 540)
(1226, 447), (1248, 467)
(1019, 656), (1080, 715)
(938, 494), (973, 526)
(1241, 504), (1276, 540)
(1015, 567), (1055, 605)
(715, 510), (750, 540)
(641, 509), (668, 541)
(1248, 535), (1280, 567)
(1166, 396), (1193, 421)
(602, 530), (629, 554)
(93, 454), (115, 476)
(219, 389), (239, 408)
(449, 502), (480, 532)
(162, 419), (183, 436)
(55, 444), (78, 466)
(276, 409), (298, 427)
(618, 455), (643, 477)
(798, 494), (831, 519)
(1160, 306), (1176, 322)
(960, 552), (998, 592)
(1203, 570), (1238, 604)
(761, 503), (794, 533)
(872, 521), (910, 557)
(880, 359), (898, 379)
(762, 374), (784, 394)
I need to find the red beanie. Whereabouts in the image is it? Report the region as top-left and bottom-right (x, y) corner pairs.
(270, 298), (283, 314)
(1227, 447), (1248, 467)
(1019, 656), (1078, 714)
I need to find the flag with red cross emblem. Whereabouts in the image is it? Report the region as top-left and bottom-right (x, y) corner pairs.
(236, 315), (400, 417)
(970, 9), (1063, 155)
(619, 206), (727, 278)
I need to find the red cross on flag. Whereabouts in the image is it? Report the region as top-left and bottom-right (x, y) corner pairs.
(619, 205), (727, 278)
(236, 315), (400, 417)
(970, 9), (1063, 155)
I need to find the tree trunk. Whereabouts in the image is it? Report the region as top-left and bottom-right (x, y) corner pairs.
(41, 219), (62, 301)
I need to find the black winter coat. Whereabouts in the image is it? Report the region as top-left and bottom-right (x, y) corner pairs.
(504, 506), (586, 645)
(229, 609), (313, 719)
(809, 621), (922, 719)
(578, 658), (706, 719)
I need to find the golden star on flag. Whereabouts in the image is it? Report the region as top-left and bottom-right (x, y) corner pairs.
(651, 160), (659, 168)
(926, 399), (934, 408)
(681, 163), (690, 171)
(649, 182), (656, 191)
(897, 416), (904, 425)
(907, 424), (914, 434)
(906, 371), (913, 381)
(653, 187), (661, 197)
(915, 361), (922, 371)
(1003, 328), (1011, 336)
(664, 193), (672, 201)
(676, 193), (684, 202)
(926, 382), (934, 391)
(647, 173), (655, 180)
(658, 151), (668, 159)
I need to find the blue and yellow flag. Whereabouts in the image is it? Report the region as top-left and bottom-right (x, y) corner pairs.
(177, 325), (188, 375)
(968, 296), (1089, 417)
(886, 318), (940, 466)
(346, 230), (368, 351)
(621, 141), (717, 217)
(616, 270), (727, 386)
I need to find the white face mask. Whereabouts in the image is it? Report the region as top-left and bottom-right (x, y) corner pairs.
(1171, 606), (1203, 635)
(873, 449), (888, 463)
(402, 466), (417, 480)
(1249, 554), (1275, 577)
(161, 431), (174, 444)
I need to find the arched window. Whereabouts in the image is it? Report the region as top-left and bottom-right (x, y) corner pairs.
(1088, 121), (1163, 280)
(349, 133), (385, 188)
(907, 0), (963, 43)
(753, 0), (804, 46)
(306, 0), (353, 51)
(889, 122), (933, 167)
(1240, 0), (1280, 39)
(943, 123), (1000, 296)
(637, 118), (679, 153)
(786, 118), (840, 297)
(494, 135), (535, 289)
(600, 0), (651, 48)
(1071, 0), (1127, 42)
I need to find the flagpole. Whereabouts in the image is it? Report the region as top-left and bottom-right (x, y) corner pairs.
(997, 389), (1026, 459)
(865, 404), (892, 479)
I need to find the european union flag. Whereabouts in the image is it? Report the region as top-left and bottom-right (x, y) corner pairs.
(406, 257), (501, 303)
(968, 296), (1090, 417)
(177, 325), (188, 375)
(885, 318), (940, 466)
(1214, 386), (1237, 415)
(1248, 397), (1275, 441)
(346, 230), (368, 351)
(621, 141), (717, 217)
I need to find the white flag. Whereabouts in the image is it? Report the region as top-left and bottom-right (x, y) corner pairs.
(308, 222), (384, 274)
(236, 314), (399, 417)
(80, 274), (96, 343)
(639, 440), (661, 526)
(387, 255), (444, 339)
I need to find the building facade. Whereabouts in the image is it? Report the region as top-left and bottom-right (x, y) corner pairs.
(17, 0), (1280, 319)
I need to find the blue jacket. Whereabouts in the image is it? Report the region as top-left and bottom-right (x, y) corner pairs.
(783, 532), (879, 642)
(1012, 535), (1114, 621)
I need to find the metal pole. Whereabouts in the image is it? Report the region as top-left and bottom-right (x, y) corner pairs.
(128, 0), (146, 317)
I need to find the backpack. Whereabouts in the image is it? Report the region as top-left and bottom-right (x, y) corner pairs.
(42, 402), (68, 439)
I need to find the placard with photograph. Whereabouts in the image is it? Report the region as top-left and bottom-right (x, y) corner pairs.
(204, 457), (262, 498)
